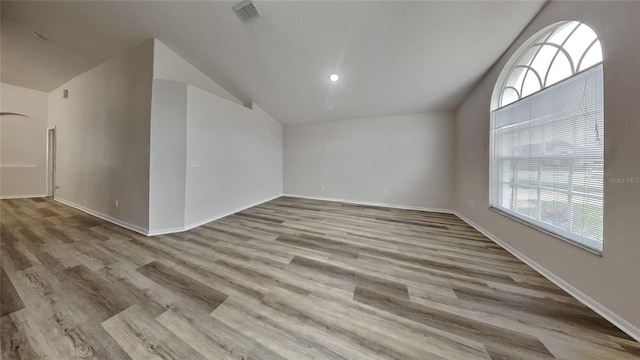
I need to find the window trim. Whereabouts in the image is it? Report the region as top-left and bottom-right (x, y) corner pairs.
(488, 206), (603, 255)
(496, 21), (602, 109)
(490, 21), (605, 254)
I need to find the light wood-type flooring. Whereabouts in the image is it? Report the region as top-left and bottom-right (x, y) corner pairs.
(1, 196), (639, 359)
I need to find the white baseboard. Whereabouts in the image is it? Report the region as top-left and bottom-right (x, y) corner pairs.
(147, 194), (282, 236)
(1, 193), (48, 200)
(451, 210), (640, 343)
(147, 225), (186, 236)
(54, 197), (149, 236)
(283, 193), (454, 214)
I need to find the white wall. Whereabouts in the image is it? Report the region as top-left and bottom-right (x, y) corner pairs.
(454, 1), (640, 333)
(148, 40), (283, 233)
(149, 80), (187, 232)
(153, 39), (242, 106)
(148, 81), (283, 233)
(43, 38), (282, 234)
(184, 86), (283, 226)
(48, 40), (154, 232)
(0, 83), (48, 198)
(284, 112), (455, 210)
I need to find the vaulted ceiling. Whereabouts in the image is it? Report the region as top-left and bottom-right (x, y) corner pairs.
(1, 1), (546, 124)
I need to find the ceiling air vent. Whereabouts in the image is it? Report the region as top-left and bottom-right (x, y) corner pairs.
(233, 1), (261, 22)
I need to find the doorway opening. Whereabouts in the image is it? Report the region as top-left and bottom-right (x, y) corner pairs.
(47, 128), (56, 197)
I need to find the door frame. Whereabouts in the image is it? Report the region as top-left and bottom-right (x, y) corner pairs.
(47, 127), (56, 197)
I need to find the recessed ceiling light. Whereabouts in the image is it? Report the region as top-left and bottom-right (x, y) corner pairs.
(30, 31), (51, 42)
(329, 74), (340, 82)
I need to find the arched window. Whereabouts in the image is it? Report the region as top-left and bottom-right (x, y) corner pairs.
(490, 21), (604, 252)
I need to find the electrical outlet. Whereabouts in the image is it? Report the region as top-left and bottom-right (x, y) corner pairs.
(383, 190), (388, 196)
(115, 200), (119, 208)
(320, 185), (325, 191)
(191, 160), (200, 167)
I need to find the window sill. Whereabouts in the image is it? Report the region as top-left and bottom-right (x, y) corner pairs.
(489, 207), (603, 257)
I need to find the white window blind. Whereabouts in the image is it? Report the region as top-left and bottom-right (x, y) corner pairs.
(491, 64), (604, 251)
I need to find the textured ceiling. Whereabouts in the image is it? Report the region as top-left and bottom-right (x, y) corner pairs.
(1, 1), (546, 124)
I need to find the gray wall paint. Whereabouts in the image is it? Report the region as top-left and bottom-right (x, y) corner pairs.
(147, 41), (283, 233)
(185, 86), (283, 225)
(153, 39), (242, 106)
(284, 112), (455, 210)
(149, 80), (187, 231)
(0, 83), (48, 198)
(48, 40), (153, 230)
(454, 1), (640, 329)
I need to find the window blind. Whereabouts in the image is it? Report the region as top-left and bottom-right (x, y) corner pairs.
(491, 64), (604, 251)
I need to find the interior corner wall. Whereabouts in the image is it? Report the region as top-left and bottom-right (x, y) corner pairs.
(47, 40), (154, 232)
(454, 1), (640, 332)
(184, 86), (283, 227)
(148, 40), (283, 233)
(283, 112), (456, 210)
(0, 83), (48, 198)
(152, 39), (243, 106)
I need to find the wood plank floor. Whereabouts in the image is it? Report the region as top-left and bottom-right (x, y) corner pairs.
(1, 196), (639, 360)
